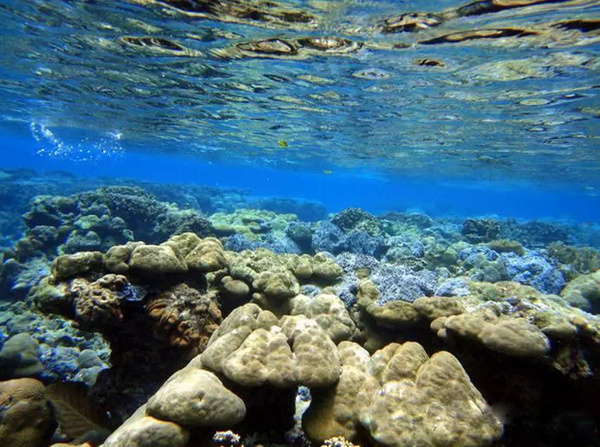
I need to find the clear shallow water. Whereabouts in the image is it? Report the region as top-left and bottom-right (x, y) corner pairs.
(0, 0), (600, 216)
(3, 3), (600, 446)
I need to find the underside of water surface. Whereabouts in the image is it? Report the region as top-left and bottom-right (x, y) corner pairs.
(1, 1), (600, 447)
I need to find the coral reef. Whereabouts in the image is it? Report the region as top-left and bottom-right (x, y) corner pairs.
(8, 186), (217, 266)
(462, 218), (501, 243)
(103, 310), (503, 447)
(331, 208), (381, 236)
(3, 172), (600, 447)
(0, 301), (110, 385)
(548, 242), (600, 280)
(334, 253), (436, 305)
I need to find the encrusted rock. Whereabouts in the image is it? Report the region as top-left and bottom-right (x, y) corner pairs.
(51, 251), (104, 282)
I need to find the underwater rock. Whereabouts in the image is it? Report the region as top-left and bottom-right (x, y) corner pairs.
(225, 233), (301, 254)
(11, 187), (217, 265)
(435, 277), (471, 297)
(226, 248), (341, 314)
(288, 293), (356, 343)
(427, 281), (600, 376)
(359, 349), (503, 446)
(219, 276), (251, 314)
(458, 245), (509, 283)
(285, 221), (313, 252)
(180, 237), (227, 273)
(380, 211), (434, 229)
(370, 262), (436, 303)
(488, 239), (526, 256)
(343, 231), (388, 258)
(2, 257), (50, 301)
(51, 252), (104, 283)
(129, 244), (188, 276)
(336, 253), (437, 305)
(357, 280), (423, 330)
(312, 221), (347, 254)
(499, 219), (570, 247)
(331, 208), (381, 236)
(313, 220), (387, 258)
(209, 209), (297, 239)
(382, 234), (426, 267)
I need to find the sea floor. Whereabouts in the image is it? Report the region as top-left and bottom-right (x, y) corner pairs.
(0, 169), (600, 447)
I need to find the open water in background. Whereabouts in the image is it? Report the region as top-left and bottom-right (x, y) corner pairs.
(0, 0), (599, 221)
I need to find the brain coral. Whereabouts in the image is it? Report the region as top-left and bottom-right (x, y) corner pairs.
(69, 274), (129, 327)
(146, 283), (222, 355)
(0, 378), (53, 447)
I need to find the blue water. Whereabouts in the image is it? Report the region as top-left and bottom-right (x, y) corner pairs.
(2, 127), (599, 222)
(0, 0), (599, 222)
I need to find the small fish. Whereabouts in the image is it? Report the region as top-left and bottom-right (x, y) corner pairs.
(323, 170), (333, 175)
(278, 139), (289, 148)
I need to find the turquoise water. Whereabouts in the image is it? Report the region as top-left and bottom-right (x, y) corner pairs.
(1, 1), (600, 447)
